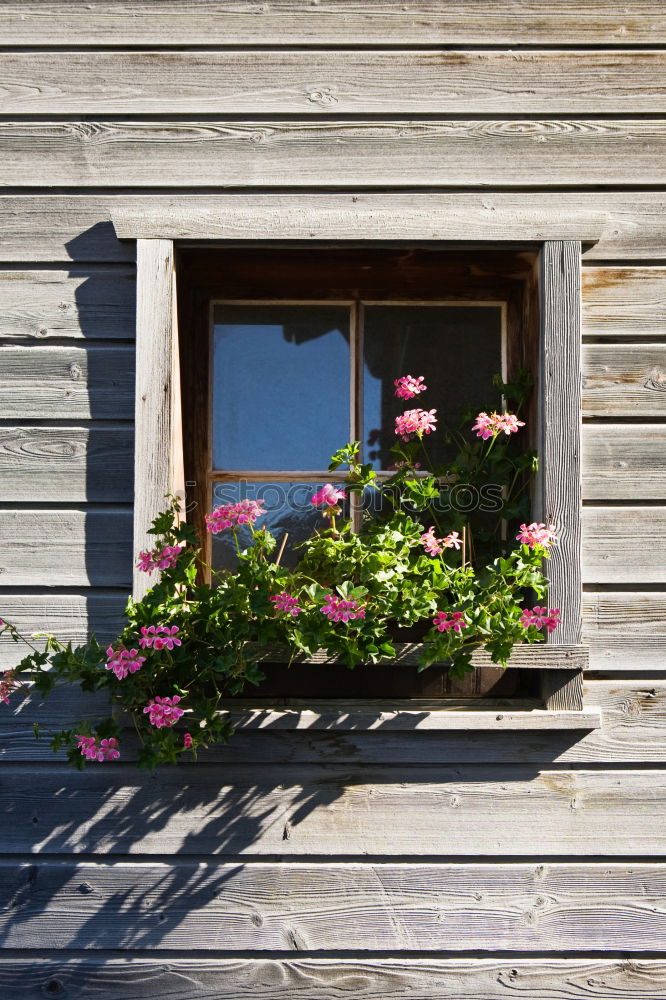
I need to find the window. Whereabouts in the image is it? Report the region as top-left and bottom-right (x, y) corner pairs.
(120, 216), (600, 730)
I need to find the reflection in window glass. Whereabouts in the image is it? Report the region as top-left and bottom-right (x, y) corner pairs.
(210, 481), (340, 572)
(212, 305), (350, 471)
(363, 306), (503, 470)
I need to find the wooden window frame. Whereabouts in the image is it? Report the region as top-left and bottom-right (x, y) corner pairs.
(119, 215), (602, 732)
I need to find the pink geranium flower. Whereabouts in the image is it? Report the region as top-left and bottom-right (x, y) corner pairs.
(520, 606), (561, 633)
(311, 484), (347, 508)
(394, 408), (437, 442)
(76, 734), (120, 762)
(421, 528), (463, 556)
(183, 733), (193, 749)
(516, 522), (557, 549)
(442, 531), (462, 551)
(206, 499), (266, 534)
(394, 375), (427, 400)
(421, 527), (443, 556)
(472, 411), (525, 440)
(270, 592), (302, 616)
(496, 413), (525, 435)
(137, 544), (183, 574)
(138, 625), (182, 651)
(433, 611), (467, 633)
(0, 670), (17, 706)
(105, 646), (146, 680)
(321, 595), (366, 623)
(143, 695), (185, 728)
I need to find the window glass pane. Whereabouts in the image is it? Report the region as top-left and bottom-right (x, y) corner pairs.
(363, 305), (503, 470)
(212, 305), (350, 471)
(210, 481), (342, 572)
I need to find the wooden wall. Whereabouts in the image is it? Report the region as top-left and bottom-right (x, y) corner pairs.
(1, 2), (666, 996)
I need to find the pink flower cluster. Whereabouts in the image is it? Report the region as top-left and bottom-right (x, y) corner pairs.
(205, 499), (265, 534)
(472, 411), (525, 440)
(143, 695), (185, 728)
(0, 670), (17, 706)
(394, 375), (427, 400)
(76, 734), (120, 762)
(138, 625), (182, 650)
(183, 733), (193, 749)
(137, 544), (183, 574)
(105, 646), (146, 680)
(395, 408), (438, 442)
(433, 611), (467, 633)
(311, 484), (346, 509)
(321, 595), (366, 623)
(519, 606), (561, 633)
(516, 522), (557, 548)
(421, 526), (462, 556)
(270, 592), (302, 616)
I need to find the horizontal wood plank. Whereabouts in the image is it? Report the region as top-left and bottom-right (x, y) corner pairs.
(583, 343), (666, 417)
(583, 266), (666, 338)
(584, 591), (666, 669)
(115, 203), (608, 243)
(0, 426), (133, 502)
(0, 509), (132, 587)
(1, 51), (665, 114)
(3, 194), (665, 263)
(5, 120), (666, 188)
(582, 425), (666, 500)
(0, 267), (135, 340)
(4, 765), (666, 855)
(583, 507), (666, 583)
(0, 679), (664, 765)
(3, 2), (666, 45)
(0, 344), (133, 419)
(0, 958), (665, 1000)
(0, 594), (124, 671)
(2, 860), (666, 952)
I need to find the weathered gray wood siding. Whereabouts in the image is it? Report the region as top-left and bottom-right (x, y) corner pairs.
(1, 3), (666, 996)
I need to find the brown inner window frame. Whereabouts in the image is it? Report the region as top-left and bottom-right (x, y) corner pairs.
(177, 246), (542, 701)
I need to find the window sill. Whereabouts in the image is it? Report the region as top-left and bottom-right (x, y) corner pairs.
(222, 699), (602, 731)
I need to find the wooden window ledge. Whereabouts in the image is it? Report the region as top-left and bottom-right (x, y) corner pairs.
(223, 700), (602, 731)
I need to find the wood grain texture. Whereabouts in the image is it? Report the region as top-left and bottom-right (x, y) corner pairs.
(4, 765), (666, 855)
(3, 194), (664, 262)
(1, 51), (665, 114)
(0, 426), (133, 502)
(537, 243), (583, 711)
(5, 120), (666, 188)
(583, 267), (666, 338)
(0, 958), (665, 1000)
(0, 509), (131, 587)
(584, 591), (666, 669)
(583, 343), (666, 417)
(583, 507), (666, 583)
(3, 860), (666, 952)
(1, 679), (664, 765)
(115, 202), (607, 244)
(3, 1), (665, 45)
(133, 240), (180, 598)
(0, 267), (135, 341)
(582, 425), (666, 501)
(0, 344), (133, 419)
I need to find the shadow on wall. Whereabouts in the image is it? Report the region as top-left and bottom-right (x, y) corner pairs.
(0, 755), (561, 952)
(66, 227), (135, 643)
